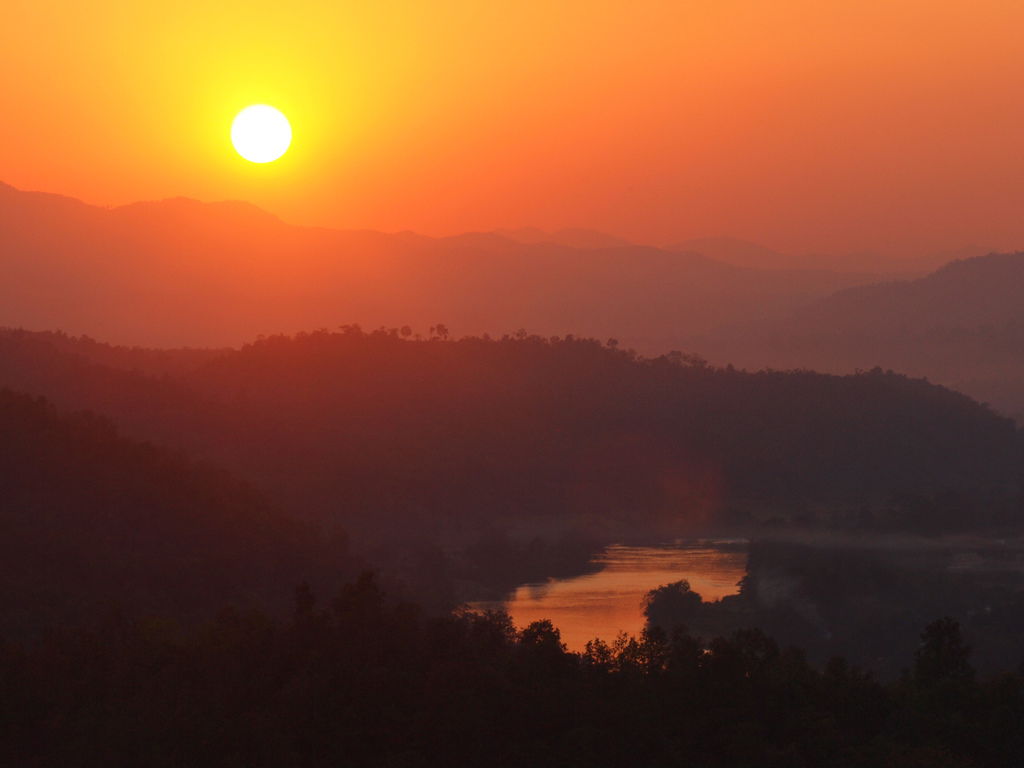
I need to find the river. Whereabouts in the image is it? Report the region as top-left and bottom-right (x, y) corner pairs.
(471, 539), (748, 651)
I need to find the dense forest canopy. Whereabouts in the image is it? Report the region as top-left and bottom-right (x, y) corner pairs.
(1, 327), (1020, 542)
(644, 538), (1024, 678)
(2, 325), (1023, 645)
(0, 388), (352, 638)
(4, 573), (1024, 768)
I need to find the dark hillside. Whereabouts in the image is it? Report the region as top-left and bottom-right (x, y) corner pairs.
(1, 328), (1019, 542)
(0, 389), (350, 637)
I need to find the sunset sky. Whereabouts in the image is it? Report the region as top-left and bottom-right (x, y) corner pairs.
(4, 1), (1024, 257)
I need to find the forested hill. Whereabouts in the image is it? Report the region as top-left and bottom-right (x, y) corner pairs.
(1, 328), (1020, 542)
(0, 389), (352, 638)
(0, 328), (226, 376)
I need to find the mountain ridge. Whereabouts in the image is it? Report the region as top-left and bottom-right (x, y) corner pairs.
(689, 250), (1024, 419)
(0, 182), (882, 350)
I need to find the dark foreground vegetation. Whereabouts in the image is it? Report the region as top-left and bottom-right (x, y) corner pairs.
(645, 538), (1024, 678)
(3, 574), (1023, 768)
(0, 389), (355, 639)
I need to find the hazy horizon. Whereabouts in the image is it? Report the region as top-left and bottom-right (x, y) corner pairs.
(1, 179), (1004, 274)
(8, 2), (1024, 259)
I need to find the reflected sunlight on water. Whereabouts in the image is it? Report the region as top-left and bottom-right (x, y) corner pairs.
(472, 540), (748, 651)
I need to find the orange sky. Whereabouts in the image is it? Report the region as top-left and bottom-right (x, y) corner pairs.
(4, 1), (1024, 258)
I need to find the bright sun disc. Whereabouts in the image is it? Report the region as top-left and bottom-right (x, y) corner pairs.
(231, 105), (292, 163)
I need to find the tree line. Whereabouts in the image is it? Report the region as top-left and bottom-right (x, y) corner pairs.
(3, 573), (1022, 767)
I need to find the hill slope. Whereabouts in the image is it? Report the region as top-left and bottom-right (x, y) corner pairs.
(0, 329), (1018, 542)
(691, 252), (1024, 419)
(0, 388), (349, 636)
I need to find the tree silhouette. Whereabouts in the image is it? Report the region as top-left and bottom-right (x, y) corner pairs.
(914, 617), (975, 685)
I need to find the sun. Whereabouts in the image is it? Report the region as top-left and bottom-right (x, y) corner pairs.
(231, 105), (292, 163)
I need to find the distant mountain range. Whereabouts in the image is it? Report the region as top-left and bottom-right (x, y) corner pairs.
(666, 236), (993, 274)
(5, 181), (1021, 418)
(690, 252), (1024, 419)
(0, 182), (878, 350)
(493, 226), (634, 250)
